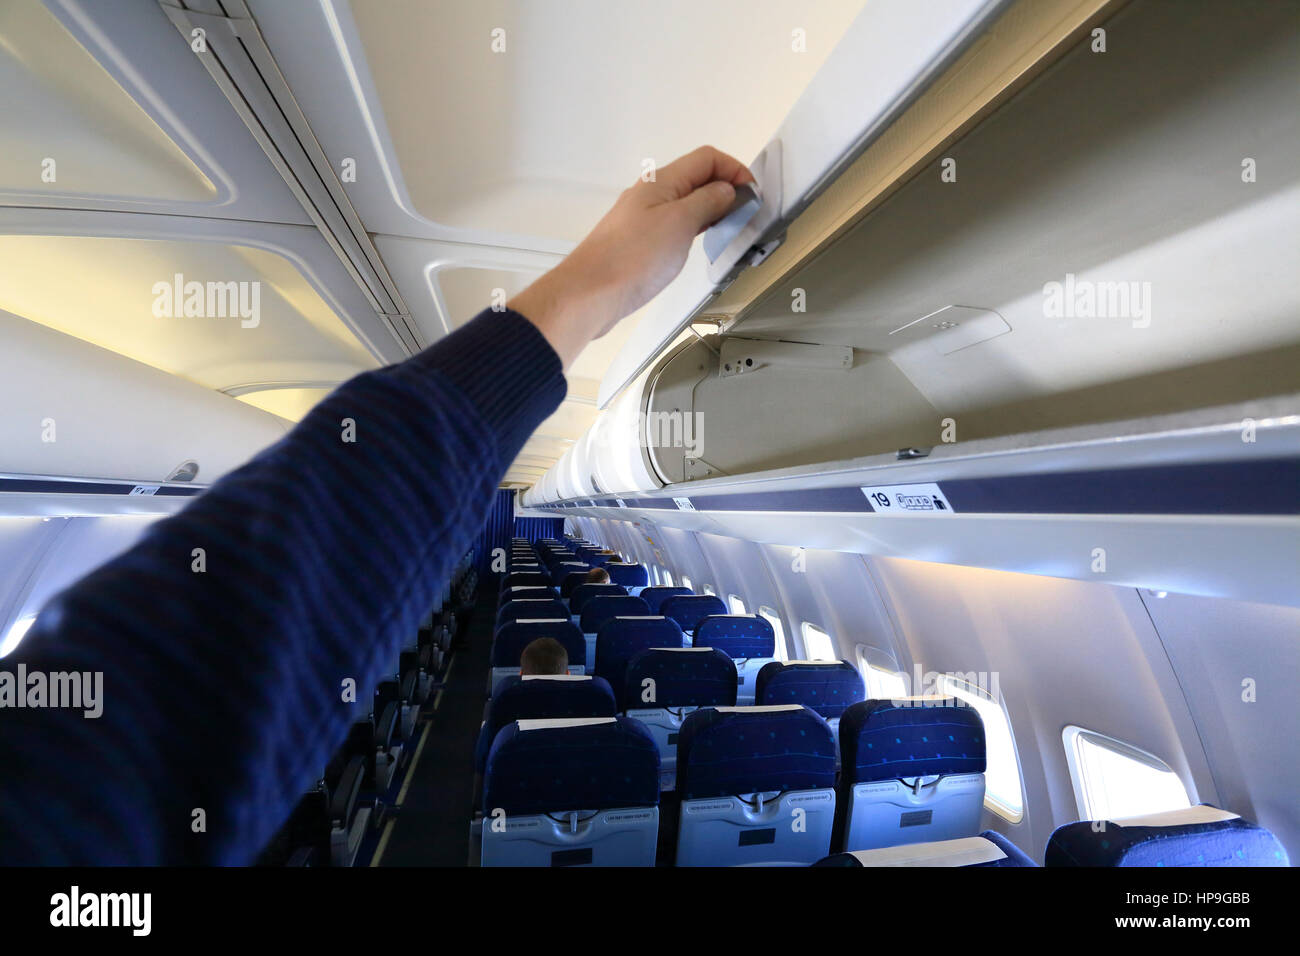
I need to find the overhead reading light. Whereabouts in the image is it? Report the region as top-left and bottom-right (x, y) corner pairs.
(0, 615), (37, 659)
(167, 460), (200, 482)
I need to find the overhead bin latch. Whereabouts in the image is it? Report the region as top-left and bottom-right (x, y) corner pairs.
(703, 140), (784, 287)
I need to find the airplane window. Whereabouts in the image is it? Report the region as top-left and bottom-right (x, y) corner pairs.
(759, 607), (788, 662)
(662, 570), (673, 587)
(800, 622), (836, 661)
(1063, 726), (1192, 821)
(0, 614), (37, 659)
(938, 675), (1025, 823)
(855, 645), (907, 698)
(702, 584), (716, 596)
(728, 594), (746, 615)
(681, 576), (692, 590)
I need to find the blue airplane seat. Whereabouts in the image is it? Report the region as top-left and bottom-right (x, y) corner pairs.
(481, 717), (660, 866)
(675, 705), (836, 866)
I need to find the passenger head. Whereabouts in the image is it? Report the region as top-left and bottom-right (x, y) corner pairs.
(585, 567), (610, 585)
(519, 637), (568, 676)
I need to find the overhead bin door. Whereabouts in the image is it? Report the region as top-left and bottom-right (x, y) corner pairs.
(597, 0), (1012, 408)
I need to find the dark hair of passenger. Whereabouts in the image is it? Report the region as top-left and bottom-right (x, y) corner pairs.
(585, 567), (610, 585)
(519, 637), (569, 676)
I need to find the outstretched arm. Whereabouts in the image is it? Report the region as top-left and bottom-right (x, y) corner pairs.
(0, 147), (751, 864)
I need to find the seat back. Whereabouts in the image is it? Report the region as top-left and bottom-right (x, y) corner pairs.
(755, 660), (866, 736)
(502, 571), (550, 589)
(481, 717), (661, 866)
(570, 583), (627, 614)
(1045, 805), (1290, 867)
(813, 831), (1036, 867)
(675, 705), (836, 865)
(623, 647), (738, 779)
(603, 562), (649, 594)
(639, 586), (693, 614)
(489, 620), (587, 695)
(474, 675), (617, 772)
(660, 594), (728, 635)
(497, 598), (571, 628)
(693, 614), (777, 703)
(497, 585), (557, 605)
(579, 596), (651, 669)
(559, 569), (595, 599)
(838, 698), (986, 852)
(593, 616), (685, 710)
(548, 561), (589, 585)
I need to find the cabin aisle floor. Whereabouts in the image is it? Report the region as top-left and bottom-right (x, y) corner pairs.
(376, 587), (494, 866)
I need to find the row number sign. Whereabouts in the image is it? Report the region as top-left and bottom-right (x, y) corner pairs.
(860, 482), (954, 514)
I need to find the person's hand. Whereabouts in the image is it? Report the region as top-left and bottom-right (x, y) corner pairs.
(509, 145), (755, 368)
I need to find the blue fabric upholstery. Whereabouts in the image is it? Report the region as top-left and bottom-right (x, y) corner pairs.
(490, 620), (586, 668)
(570, 583), (627, 613)
(839, 699), (986, 784)
(559, 570), (594, 599)
(677, 706), (836, 800)
(496, 586), (556, 606)
(755, 661), (865, 720)
(593, 617), (685, 710)
(483, 717), (661, 814)
(811, 830), (1036, 867)
(474, 675), (617, 772)
(1045, 808), (1290, 867)
(624, 648), (738, 709)
(579, 595), (651, 635)
(604, 563), (649, 588)
(502, 571), (550, 589)
(496, 598), (570, 627)
(660, 595), (728, 633)
(694, 615), (776, 658)
(640, 586), (693, 614)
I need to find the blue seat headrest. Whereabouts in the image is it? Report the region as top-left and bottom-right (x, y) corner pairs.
(660, 594), (728, 632)
(474, 675), (617, 772)
(483, 716), (660, 815)
(639, 586), (693, 614)
(500, 575), (550, 594)
(559, 570), (594, 598)
(624, 647), (738, 709)
(496, 598), (570, 626)
(593, 617), (684, 709)
(1045, 806), (1290, 867)
(497, 586), (556, 606)
(839, 699), (986, 784)
(677, 705), (835, 800)
(579, 595), (650, 634)
(569, 583), (627, 613)
(694, 615), (776, 658)
(490, 620), (586, 668)
(755, 660), (865, 719)
(604, 563), (649, 588)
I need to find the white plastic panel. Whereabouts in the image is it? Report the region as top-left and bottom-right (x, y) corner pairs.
(348, 0), (867, 243)
(0, 308), (290, 485)
(1, 0), (309, 222)
(0, 235), (377, 392)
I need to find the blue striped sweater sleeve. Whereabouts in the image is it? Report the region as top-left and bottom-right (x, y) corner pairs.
(0, 308), (566, 865)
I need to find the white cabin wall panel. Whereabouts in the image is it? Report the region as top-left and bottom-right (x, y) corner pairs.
(865, 557), (1216, 862)
(16, 515), (160, 622)
(0, 517), (59, 635)
(1139, 592), (1300, 858)
(692, 533), (779, 621)
(757, 543), (902, 664)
